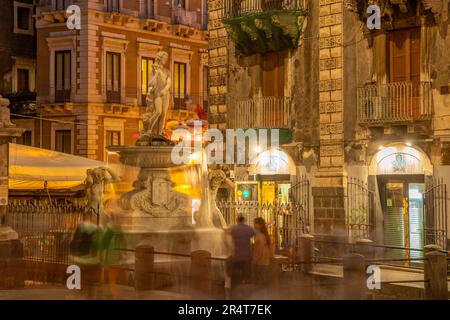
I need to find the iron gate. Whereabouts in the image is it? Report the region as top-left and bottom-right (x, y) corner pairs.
(424, 178), (448, 250)
(218, 175), (311, 252)
(289, 175), (311, 233)
(346, 177), (376, 242)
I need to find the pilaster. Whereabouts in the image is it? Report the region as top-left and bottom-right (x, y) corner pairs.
(207, 0), (228, 130)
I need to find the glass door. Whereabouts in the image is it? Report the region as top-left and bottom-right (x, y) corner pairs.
(380, 175), (425, 263)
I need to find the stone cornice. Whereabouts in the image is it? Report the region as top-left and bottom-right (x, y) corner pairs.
(36, 10), (208, 43)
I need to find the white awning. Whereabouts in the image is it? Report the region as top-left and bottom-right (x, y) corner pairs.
(8, 143), (105, 190)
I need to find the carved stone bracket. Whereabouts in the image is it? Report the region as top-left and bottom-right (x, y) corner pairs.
(223, 10), (307, 55)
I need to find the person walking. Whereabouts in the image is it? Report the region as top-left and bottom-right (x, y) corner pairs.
(229, 216), (256, 285)
(252, 217), (272, 285)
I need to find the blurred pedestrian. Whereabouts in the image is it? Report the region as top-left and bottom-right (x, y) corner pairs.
(229, 216), (255, 285)
(252, 217), (272, 285)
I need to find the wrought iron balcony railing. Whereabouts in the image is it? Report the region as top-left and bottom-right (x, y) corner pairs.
(173, 7), (201, 28)
(232, 96), (292, 129)
(357, 81), (433, 125)
(223, 0), (307, 19)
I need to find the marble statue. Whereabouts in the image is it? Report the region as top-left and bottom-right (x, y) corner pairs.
(84, 167), (119, 223)
(199, 169), (234, 229)
(141, 51), (171, 140)
(0, 95), (15, 128)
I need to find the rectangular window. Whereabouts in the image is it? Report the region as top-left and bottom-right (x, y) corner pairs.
(174, 0), (186, 9)
(107, 0), (120, 12)
(263, 51), (286, 97)
(106, 52), (121, 103)
(55, 51), (71, 102)
(17, 6), (31, 31)
(141, 57), (154, 105)
(55, 130), (72, 154)
(143, 0), (155, 18)
(106, 130), (121, 147)
(173, 62), (187, 109)
(55, 0), (71, 10)
(17, 68), (30, 92)
(17, 131), (32, 146)
(389, 28), (420, 83)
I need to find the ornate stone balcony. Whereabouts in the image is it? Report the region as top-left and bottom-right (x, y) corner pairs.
(222, 0), (308, 54)
(357, 81), (433, 126)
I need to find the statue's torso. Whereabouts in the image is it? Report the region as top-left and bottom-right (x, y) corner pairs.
(151, 67), (170, 96)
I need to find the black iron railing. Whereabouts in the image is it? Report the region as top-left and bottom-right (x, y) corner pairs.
(6, 201), (95, 264)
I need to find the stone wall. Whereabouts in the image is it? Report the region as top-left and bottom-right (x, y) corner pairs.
(208, 0), (228, 130)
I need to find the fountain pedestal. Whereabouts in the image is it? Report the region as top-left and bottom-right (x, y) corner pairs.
(0, 95), (25, 288)
(109, 145), (228, 257)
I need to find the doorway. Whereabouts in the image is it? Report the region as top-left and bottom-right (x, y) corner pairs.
(378, 175), (425, 260)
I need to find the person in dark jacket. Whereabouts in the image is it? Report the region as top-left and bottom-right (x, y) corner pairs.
(229, 216), (256, 284)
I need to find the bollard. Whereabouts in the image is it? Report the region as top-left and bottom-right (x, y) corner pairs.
(343, 253), (366, 300)
(424, 246), (448, 300)
(134, 244), (154, 291)
(297, 234), (315, 273)
(224, 256), (232, 300)
(354, 239), (374, 258)
(190, 250), (212, 296)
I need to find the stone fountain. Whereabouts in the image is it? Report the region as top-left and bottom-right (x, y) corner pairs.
(108, 52), (229, 258)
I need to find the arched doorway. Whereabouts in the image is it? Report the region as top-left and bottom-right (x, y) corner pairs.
(245, 148), (297, 204)
(369, 144), (433, 258)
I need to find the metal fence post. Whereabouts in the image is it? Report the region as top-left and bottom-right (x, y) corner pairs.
(424, 246), (448, 300)
(343, 253), (366, 300)
(134, 244), (154, 291)
(190, 250), (212, 297)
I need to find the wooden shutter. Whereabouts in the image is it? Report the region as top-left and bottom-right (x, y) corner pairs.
(389, 28), (421, 83)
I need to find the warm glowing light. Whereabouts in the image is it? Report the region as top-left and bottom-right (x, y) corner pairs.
(406, 142), (412, 147)
(378, 145), (385, 151)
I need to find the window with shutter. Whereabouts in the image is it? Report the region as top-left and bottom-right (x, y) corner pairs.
(389, 28), (421, 83)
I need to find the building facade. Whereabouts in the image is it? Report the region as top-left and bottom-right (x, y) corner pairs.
(16, 0), (208, 161)
(208, 0), (450, 250)
(0, 0), (37, 141)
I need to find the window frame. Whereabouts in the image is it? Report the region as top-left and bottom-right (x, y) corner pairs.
(141, 57), (155, 106)
(105, 130), (122, 147)
(54, 0), (71, 11)
(54, 50), (72, 102)
(13, 1), (34, 36)
(173, 61), (187, 109)
(106, 51), (122, 103)
(54, 129), (73, 154)
(388, 27), (421, 83)
(16, 130), (33, 147)
(106, 0), (121, 12)
(17, 68), (30, 92)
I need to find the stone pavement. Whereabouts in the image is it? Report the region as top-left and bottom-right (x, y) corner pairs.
(0, 285), (190, 300)
(312, 264), (450, 299)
